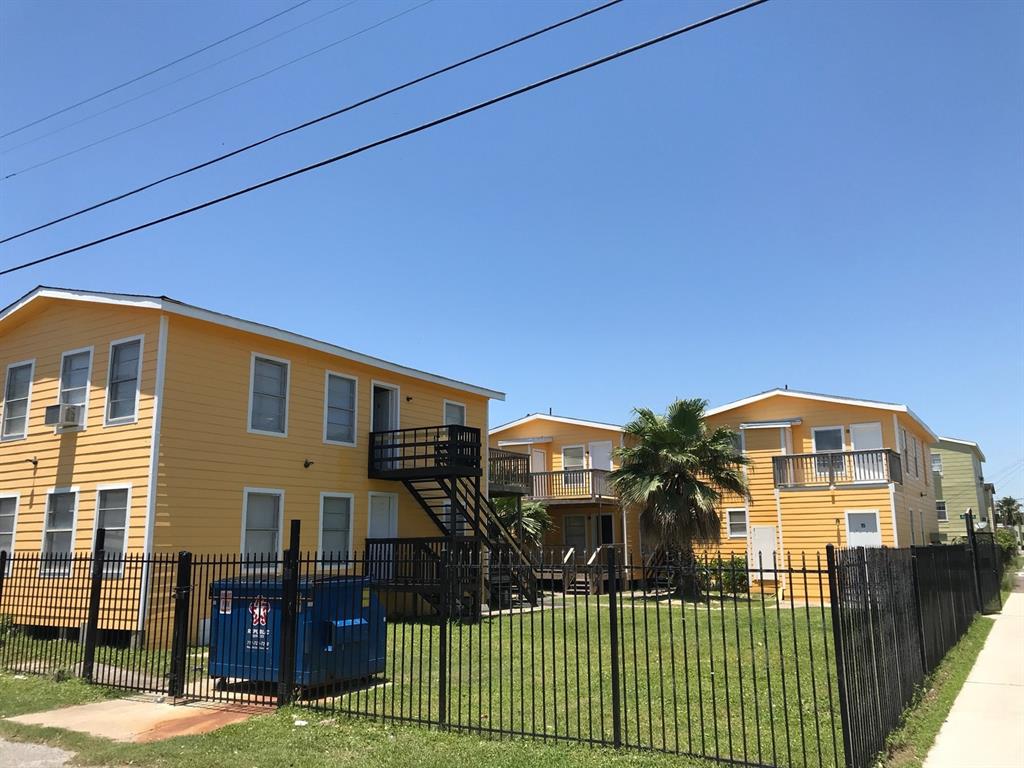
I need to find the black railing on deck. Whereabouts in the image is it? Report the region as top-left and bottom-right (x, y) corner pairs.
(368, 425), (481, 478)
(530, 468), (613, 500)
(488, 448), (531, 493)
(773, 449), (902, 488)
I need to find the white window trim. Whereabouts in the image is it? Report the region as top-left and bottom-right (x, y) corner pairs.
(241, 487), (285, 562)
(1, 359), (35, 441)
(931, 454), (943, 475)
(442, 399), (467, 427)
(247, 352), (290, 438)
(41, 486), (80, 575)
(322, 370), (358, 447)
(55, 346), (93, 433)
(93, 483), (132, 577)
(811, 425), (846, 452)
(0, 491), (20, 560)
(726, 507), (748, 539)
(319, 492), (355, 557)
(561, 444), (586, 470)
(935, 500), (948, 522)
(103, 335), (144, 427)
(370, 380), (400, 432)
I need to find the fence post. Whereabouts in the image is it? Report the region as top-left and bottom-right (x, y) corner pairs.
(168, 551), (193, 698)
(606, 546), (623, 748)
(909, 546), (928, 673)
(825, 544), (855, 768)
(278, 520), (301, 707)
(81, 527), (106, 683)
(964, 512), (984, 612)
(438, 544), (449, 729)
(0, 550), (7, 608)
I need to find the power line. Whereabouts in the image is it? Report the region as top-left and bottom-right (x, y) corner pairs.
(0, 0), (771, 278)
(1, 0), (315, 139)
(0, 0), (625, 244)
(2, 0), (435, 180)
(2, 1), (359, 155)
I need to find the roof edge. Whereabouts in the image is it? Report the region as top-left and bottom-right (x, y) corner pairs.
(1, 287), (505, 401)
(490, 412), (623, 435)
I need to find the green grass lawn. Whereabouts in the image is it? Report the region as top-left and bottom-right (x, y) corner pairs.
(2, 592), (841, 768)
(880, 616), (993, 767)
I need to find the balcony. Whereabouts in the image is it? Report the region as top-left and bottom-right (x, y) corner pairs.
(530, 469), (615, 502)
(772, 449), (903, 489)
(368, 425), (481, 480)
(488, 448), (532, 496)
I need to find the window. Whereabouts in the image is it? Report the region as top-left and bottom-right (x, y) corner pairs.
(249, 356), (288, 435)
(443, 400), (466, 427)
(320, 494), (353, 558)
(900, 428), (909, 473)
(243, 490), (282, 561)
(42, 491), (77, 575)
(727, 508), (748, 538)
(105, 338), (141, 424)
(324, 373), (357, 445)
(911, 437), (920, 478)
(58, 349), (92, 428)
(0, 495), (17, 558)
(931, 453), (943, 474)
(812, 426), (845, 475)
(96, 487), (129, 573)
(936, 500), (947, 522)
(730, 431), (744, 456)
(2, 361), (33, 440)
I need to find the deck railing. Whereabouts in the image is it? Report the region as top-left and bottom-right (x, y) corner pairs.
(368, 425), (481, 479)
(487, 448), (531, 494)
(530, 468), (614, 500)
(772, 449), (903, 488)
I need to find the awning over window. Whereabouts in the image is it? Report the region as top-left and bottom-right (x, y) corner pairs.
(739, 419), (802, 430)
(497, 436), (554, 447)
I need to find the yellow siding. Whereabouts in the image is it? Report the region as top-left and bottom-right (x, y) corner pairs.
(153, 313), (490, 554)
(489, 418), (623, 473)
(0, 298), (159, 554)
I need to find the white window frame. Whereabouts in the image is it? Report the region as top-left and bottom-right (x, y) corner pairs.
(0, 492), (20, 564)
(936, 500), (947, 522)
(41, 487), (80, 576)
(103, 335), (144, 427)
(442, 399), (467, 427)
(1, 359), (34, 441)
(561, 444), (586, 470)
(247, 353), (290, 437)
(931, 452), (943, 475)
(911, 436), (920, 478)
(56, 346), (93, 433)
(241, 487), (285, 563)
(811, 425), (845, 453)
(93, 483), (131, 576)
(322, 371), (358, 447)
(726, 507), (748, 539)
(319, 492), (355, 560)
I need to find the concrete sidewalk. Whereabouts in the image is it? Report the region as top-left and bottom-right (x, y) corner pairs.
(923, 586), (1024, 768)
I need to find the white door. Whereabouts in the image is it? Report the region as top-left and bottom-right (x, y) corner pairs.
(531, 449), (547, 497)
(368, 494), (398, 579)
(748, 525), (778, 576)
(589, 441), (613, 471)
(846, 511), (882, 548)
(850, 422), (884, 481)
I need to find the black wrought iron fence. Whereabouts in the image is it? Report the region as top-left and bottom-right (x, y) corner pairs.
(0, 526), (1006, 768)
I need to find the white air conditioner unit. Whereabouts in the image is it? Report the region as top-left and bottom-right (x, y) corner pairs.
(44, 404), (82, 428)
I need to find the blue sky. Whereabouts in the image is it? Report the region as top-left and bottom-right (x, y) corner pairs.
(1, 1), (1021, 497)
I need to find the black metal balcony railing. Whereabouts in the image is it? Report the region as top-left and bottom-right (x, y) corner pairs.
(368, 425), (482, 479)
(488, 448), (532, 494)
(772, 449), (903, 488)
(530, 468), (614, 501)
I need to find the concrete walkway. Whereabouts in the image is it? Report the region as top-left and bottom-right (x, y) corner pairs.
(0, 738), (73, 768)
(923, 585), (1024, 768)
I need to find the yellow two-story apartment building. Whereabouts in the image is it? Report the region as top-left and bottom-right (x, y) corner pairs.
(0, 287), (527, 625)
(704, 389), (939, 588)
(488, 414), (642, 568)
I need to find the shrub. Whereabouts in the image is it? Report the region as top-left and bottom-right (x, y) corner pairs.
(994, 528), (1019, 563)
(696, 555), (749, 595)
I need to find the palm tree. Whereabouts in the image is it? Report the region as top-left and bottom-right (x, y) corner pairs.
(608, 398), (749, 596)
(995, 496), (1022, 526)
(493, 497), (553, 550)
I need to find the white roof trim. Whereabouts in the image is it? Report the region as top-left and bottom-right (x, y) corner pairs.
(497, 437), (553, 447)
(707, 388), (938, 442)
(937, 436), (986, 461)
(490, 413), (623, 435)
(0, 287), (505, 400)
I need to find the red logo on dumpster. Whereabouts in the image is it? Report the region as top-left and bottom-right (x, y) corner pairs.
(248, 596), (270, 627)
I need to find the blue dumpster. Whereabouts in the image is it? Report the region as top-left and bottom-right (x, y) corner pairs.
(207, 576), (386, 689)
